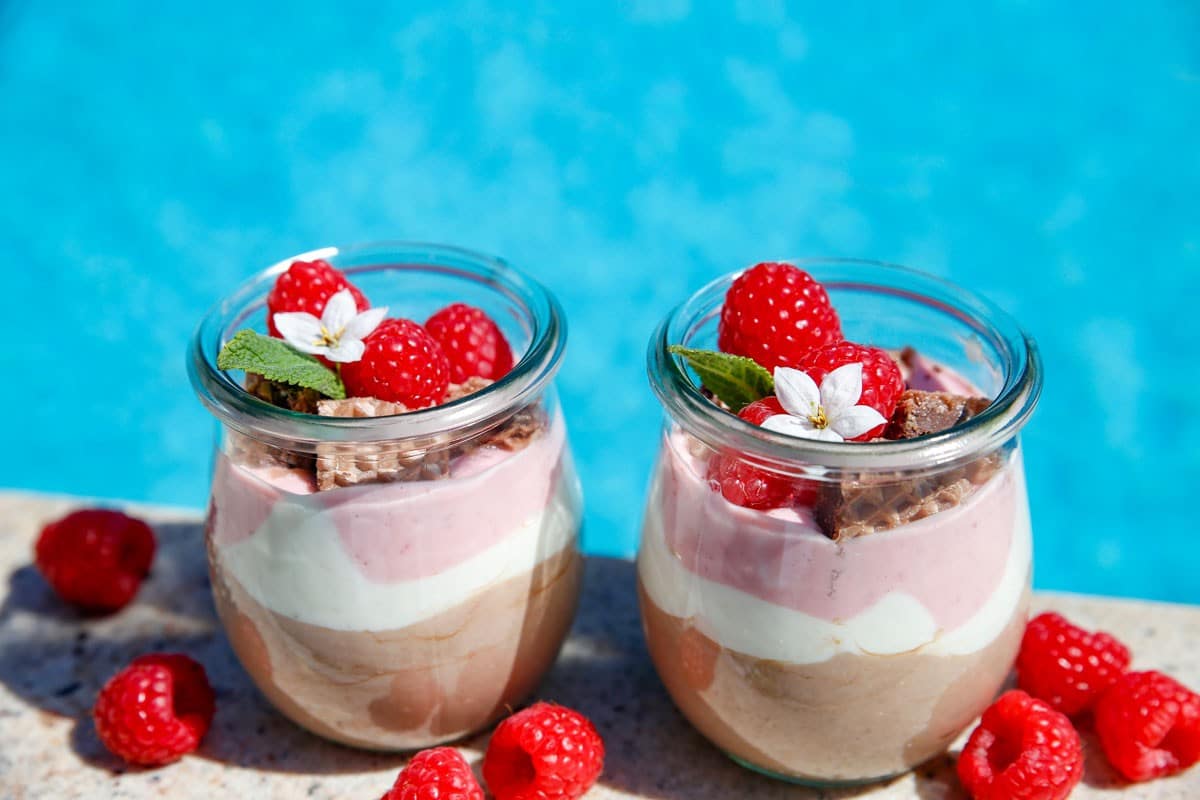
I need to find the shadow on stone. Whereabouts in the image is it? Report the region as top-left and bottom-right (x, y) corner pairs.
(0, 518), (404, 776)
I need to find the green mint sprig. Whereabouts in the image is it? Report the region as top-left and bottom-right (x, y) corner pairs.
(668, 346), (774, 412)
(217, 330), (346, 400)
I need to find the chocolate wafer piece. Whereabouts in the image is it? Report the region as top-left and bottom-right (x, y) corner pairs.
(315, 396), (449, 490)
(245, 372), (322, 414)
(814, 390), (998, 541)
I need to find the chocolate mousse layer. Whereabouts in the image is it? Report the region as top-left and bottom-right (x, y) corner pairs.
(638, 580), (1029, 783)
(212, 546), (582, 751)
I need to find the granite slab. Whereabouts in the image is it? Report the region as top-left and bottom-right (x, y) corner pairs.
(0, 491), (1197, 799)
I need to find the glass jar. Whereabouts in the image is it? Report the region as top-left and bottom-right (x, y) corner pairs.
(189, 243), (583, 751)
(639, 260), (1042, 785)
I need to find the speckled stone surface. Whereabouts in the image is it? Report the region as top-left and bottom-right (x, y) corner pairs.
(1, 491), (1197, 799)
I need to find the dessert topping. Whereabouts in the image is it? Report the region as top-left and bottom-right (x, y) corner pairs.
(793, 342), (904, 440)
(273, 287), (388, 364)
(382, 746), (484, 800)
(93, 653), (215, 766)
(956, 689), (1083, 800)
(341, 318), (451, 408)
(1095, 670), (1200, 781)
(425, 302), (515, 382)
(266, 258), (369, 338)
(669, 346), (774, 413)
(717, 261), (842, 370)
(763, 363), (888, 443)
(35, 509), (156, 613)
(483, 701), (604, 800)
(1017, 611), (1132, 716)
(708, 396), (815, 509)
(218, 329), (346, 400)
(885, 389), (991, 439)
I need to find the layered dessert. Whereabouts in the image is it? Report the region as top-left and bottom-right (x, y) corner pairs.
(196, 255), (582, 750)
(639, 262), (1034, 783)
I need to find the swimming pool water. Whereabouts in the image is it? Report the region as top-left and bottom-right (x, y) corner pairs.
(2, 3), (1198, 602)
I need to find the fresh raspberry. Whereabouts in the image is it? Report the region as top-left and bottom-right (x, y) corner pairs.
(93, 653), (215, 766)
(483, 701), (604, 800)
(707, 397), (816, 509)
(425, 303), (515, 383)
(717, 262), (842, 371)
(34, 509), (156, 613)
(266, 258), (369, 338)
(1017, 612), (1132, 715)
(795, 341), (904, 440)
(957, 690), (1083, 800)
(382, 747), (483, 800)
(1094, 670), (1200, 781)
(341, 318), (451, 408)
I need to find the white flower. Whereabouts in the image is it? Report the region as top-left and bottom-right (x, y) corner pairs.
(272, 289), (387, 363)
(762, 363), (886, 443)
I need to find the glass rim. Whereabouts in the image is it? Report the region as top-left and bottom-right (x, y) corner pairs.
(647, 258), (1043, 472)
(188, 241), (566, 448)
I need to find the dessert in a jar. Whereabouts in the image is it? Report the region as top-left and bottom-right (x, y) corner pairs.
(638, 260), (1042, 785)
(189, 244), (582, 750)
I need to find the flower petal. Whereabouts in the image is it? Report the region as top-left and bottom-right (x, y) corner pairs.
(320, 289), (358, 332)
(830, 404), (887, 440)
(820, 363), (864, 416)
(325, 338), (366, 363)
(762, 414), (844, 442)
(273, 312), (325, 354)
(773, 367), (821, 417)
(343, 306), (388, 340)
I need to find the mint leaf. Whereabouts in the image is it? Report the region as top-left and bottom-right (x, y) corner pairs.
(217, 330), (346, 400)
(668, 346), (774, 412)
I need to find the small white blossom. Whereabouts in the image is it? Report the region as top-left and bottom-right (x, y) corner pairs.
(762, 363), (886, 443)
(273, 289), (387, 363)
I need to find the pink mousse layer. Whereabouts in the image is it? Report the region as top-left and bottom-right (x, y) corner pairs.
(210, 414), (567, 583)
(657, 437), (1019, 631)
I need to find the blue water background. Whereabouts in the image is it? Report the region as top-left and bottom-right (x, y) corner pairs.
(2, 3), (1198, 602)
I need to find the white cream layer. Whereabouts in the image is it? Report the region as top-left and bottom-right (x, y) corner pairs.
(638, 466), (1032, 665)
(217, 476), (579, 631)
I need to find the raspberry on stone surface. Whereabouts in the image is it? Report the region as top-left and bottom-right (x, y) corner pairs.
(92, 653), (215, 766)
(34, 509), (156, 613)
(381, 747), (483, 800)
(1094, 670), (1200, 782)
(956, 690), (1083, 800)
(1016, 611), (1132, 716)
(483, 701), (604, 800)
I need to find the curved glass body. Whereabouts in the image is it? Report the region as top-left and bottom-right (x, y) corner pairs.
(190, 243), (583, 750)
(638, 260), (1042, 785)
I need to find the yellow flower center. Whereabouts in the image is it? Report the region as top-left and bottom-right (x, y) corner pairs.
(315, 324), (345, 348)
(808, 406), (828, 429)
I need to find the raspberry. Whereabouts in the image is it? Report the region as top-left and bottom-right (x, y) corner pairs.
(382, 747), (483, 800)
(266, 258), (369, 338)
(707, 397), (816, 509)
(1017, 612), (1132, 715)
(795, 342), (904, 440)
(93, 653), (215, 766)
(1094, 670), (1200, 781)
(341, 318), (451, 408)
(425, 303), (515, 383)
(483, 702), (604, 800)
(34, 509), (156, 613)
(717, 262), (842, 371)
(957, 690), (1083, 800)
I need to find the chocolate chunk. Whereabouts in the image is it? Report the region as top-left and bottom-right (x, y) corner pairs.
(245, 373), (322, 414)
(483, 404), (546, 451)
(884, 390), (991, 440)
